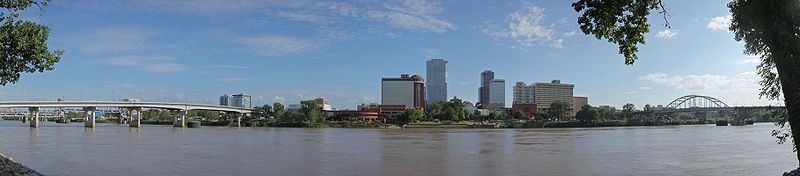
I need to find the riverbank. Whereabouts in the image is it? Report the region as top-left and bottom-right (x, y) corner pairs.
(0, 153), (41, 176)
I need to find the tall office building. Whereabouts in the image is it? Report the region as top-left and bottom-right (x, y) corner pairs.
(426, 59), (447, 103)
(478, 70), (494, 107)
(232, 93), (252, 109)
(489, 79), (505, 110)
(382, 74), (425, 109)
(220, 93), (252, 109)
(534, 80), (574, 112)
(513, 82), (535, 104)
(219, 94), (232, 106)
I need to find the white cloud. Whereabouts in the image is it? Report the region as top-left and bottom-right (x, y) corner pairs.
(275, 11), (329, 23)
(655, 29), (678, 39)
(421, 48), (441, 58)
(482, 5), (562, 48)
(144, 63), (186, 72)
(99, 56), (186, 72)
(639, 86), (652, 90)
(238, 35), (323, 56)
(218, 77), (250, 83)
(707, 15), (732, 30)
(77, 27), (160, 54)
(273, 96), (286, 103)
(365, 0), (456, 33)
(735, 55), (760, 65)
(563, 31), (576, 37)
(639, 72), (758, 93)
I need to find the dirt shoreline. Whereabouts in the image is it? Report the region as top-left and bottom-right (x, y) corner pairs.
(0, 153), (42, 176)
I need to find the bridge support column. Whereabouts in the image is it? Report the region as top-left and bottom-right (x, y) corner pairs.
(28, 107), (39, 128)
(127, 107), (142, 128)
(84, 107), (97, 128)
(171, 110), (186, 128)
(228, 112), (241, 127)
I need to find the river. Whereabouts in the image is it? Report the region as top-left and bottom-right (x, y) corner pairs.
(0, 120), (795, 175)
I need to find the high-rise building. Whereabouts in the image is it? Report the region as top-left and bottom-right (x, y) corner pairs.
(513, 82), (535, 104)
(220, 93), (252, 109)
(382, 74), (425, 109)
(426, 59), (448, 104)
(489, 79), (505, 110)
(534, 80), (574, 112)
(231, 93), (252, 109)
(571, 96), (588, 117)
(219, 94), (232, 106)
(478, 70), (494, 107)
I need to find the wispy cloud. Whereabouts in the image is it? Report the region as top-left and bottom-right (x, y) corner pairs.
(639, 86), (652, 90)
(639, 72), (757, 93)
(238, 35), (323, 56)
(707, 15), (732, 30)
(482, 5), (562, 48)
(735, 55), (760, 65)
(421, 48), (441, 58)
(655, 29), (678, 39)
(365, 0), (456, 33)
(218, 77), (250, 83)
(100, 56), (186, 72)
(76, 27), (160, 54)
(258, 89), (379, 109)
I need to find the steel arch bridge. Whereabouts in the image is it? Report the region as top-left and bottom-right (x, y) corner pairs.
(654, 94), (786, 126)
(655, 95), (733, 114)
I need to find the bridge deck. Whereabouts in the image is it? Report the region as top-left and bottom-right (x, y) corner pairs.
(0, 101), (252, 113)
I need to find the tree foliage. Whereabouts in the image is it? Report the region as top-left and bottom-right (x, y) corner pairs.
(547, 100), (571, 121)
(301, 100), (324, 123)
(0, 0), (63, 85)
(572, 0), (666, 65)
(395, 108), (424, 125)
(576, 104), (599, 123)
(426, 97), (468, 121)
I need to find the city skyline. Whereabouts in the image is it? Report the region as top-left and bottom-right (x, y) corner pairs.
(0, 0), (783, 109)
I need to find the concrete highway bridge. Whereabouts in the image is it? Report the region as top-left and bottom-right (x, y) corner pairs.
(0, 100), (253, 128)
(652, 95), (786, 126)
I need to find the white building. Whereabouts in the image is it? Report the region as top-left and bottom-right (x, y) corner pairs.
(489, 79), (505, 110)
(513, 82), (535, 104)
(381, 74), (425, 108)
(220, 93), (252, 109)
(534, 80), (574, 112)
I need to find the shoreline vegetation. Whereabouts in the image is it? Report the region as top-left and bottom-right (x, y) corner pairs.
(2, 116), (765, 129)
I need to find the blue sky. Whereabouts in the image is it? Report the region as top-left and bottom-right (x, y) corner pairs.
(0, 0), (783, 109)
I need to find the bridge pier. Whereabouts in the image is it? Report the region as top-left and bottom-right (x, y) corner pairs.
(84, 107), (97, 128)
(171, 110), (186, 128)
(228, 112), (241, 127)
(28, 107), (39, 128)
(126, 107), (142, 128)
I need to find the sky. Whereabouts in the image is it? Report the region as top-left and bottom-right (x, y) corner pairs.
(0, 0), (784, 110)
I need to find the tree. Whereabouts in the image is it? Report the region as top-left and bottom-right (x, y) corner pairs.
(574, 0), (800, 165)
(510, 110), (528, 120)
(576, 104), (599, 123)
(395, 108), (424, 125)
(272, 102), (285, 118)
(548, 100), (571, 121)
(695, 111), (708, 124)
(622, 103), (636, 120)
(300, 100), (324, 123)
(0, 0), (63, 86)
(643, 104), (655, 112)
